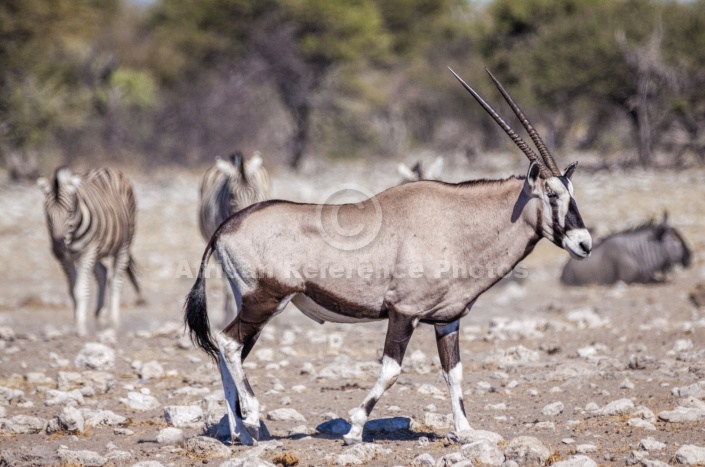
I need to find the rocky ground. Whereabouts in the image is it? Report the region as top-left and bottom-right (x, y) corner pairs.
(0, 155), (704, 466)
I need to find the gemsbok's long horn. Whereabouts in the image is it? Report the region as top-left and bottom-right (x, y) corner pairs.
(448, 67), (551, 178)
(484, 69), (561, 177)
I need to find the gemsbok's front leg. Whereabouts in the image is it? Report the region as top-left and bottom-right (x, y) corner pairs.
(435, 320), (472, 433)
(343, 312), (418, 445)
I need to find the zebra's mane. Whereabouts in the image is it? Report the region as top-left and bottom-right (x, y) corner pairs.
(52, 173), (61, 197)
(53, 166), (73, 198)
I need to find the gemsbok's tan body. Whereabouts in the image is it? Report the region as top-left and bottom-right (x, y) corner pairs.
(184, 69), (592, 446)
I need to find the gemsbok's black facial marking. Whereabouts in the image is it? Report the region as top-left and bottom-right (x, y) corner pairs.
(549, 194), (564, 244)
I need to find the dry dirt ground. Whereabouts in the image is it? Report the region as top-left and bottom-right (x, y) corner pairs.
(0, 155), (704, 466)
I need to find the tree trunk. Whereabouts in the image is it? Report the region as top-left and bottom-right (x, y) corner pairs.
(634, 72), (653, 166)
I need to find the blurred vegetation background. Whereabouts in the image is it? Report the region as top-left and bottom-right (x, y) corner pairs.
(2, 0), (705, 178)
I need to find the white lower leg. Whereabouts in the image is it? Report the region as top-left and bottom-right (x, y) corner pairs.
(109, 252), (129, 329)
(73, 272), (91, 337)
(218, 352), (254, 445)
(344, 355), (401, 444)
(109, 274), (123, 329)
(217, 333), (260, 430)
(443, 362), (471, 432)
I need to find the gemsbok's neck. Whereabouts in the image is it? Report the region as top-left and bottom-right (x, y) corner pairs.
(452, 176), (543, 278)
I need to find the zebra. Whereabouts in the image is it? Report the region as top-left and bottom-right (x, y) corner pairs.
(38, 167), (142, 336)
(561, 213), (691, 285)
(198, 151), (271, 323)
(397, 156), (444, 183)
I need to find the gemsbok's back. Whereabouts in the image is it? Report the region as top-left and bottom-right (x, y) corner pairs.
(184, 69), (592, 446)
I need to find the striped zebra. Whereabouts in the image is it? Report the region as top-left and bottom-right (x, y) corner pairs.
(561, 213), (691, 285)
(38, 167), (142, 336)
(198, 151), (271, 323)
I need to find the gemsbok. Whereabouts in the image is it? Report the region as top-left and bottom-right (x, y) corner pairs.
(184, 68), (592, 446)
(39, 167), (141, 337)
(198, 151), (271, 323)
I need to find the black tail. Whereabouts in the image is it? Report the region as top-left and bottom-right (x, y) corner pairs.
(127, 255), (146, 305)
(184, 239), (219, 360)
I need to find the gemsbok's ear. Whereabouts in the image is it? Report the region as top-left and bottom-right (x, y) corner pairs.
(524, 161), (541, 196)
(397, 163), (416, 182)
(563, 161), (578, 180)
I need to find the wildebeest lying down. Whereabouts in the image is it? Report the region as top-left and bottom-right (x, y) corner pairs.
(560, 213), (691, 285)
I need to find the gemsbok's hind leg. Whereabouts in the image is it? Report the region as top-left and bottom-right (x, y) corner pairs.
(217, 295), (283, 442)
(216, 351), (255, 446)
(343, 312), (418, 445)
(222, 277), (236, 326)
(435, 320), (472, 433)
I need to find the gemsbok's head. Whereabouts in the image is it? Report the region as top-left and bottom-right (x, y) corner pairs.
(450, 68), (592, 259)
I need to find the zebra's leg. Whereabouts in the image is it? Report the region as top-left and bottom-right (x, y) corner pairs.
(343, 312), (417, 445)
(94, 261), (107, 321)
(73, 250), (97, 337)
(107, 247), (130, 331)
(61, 258), (78, 308)
(126, 255), (145, 306)
(435, 320), (472, 433)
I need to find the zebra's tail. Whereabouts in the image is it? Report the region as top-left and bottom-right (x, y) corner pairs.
(184, 238), (219, 361)
(127, 255), (146, 305)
